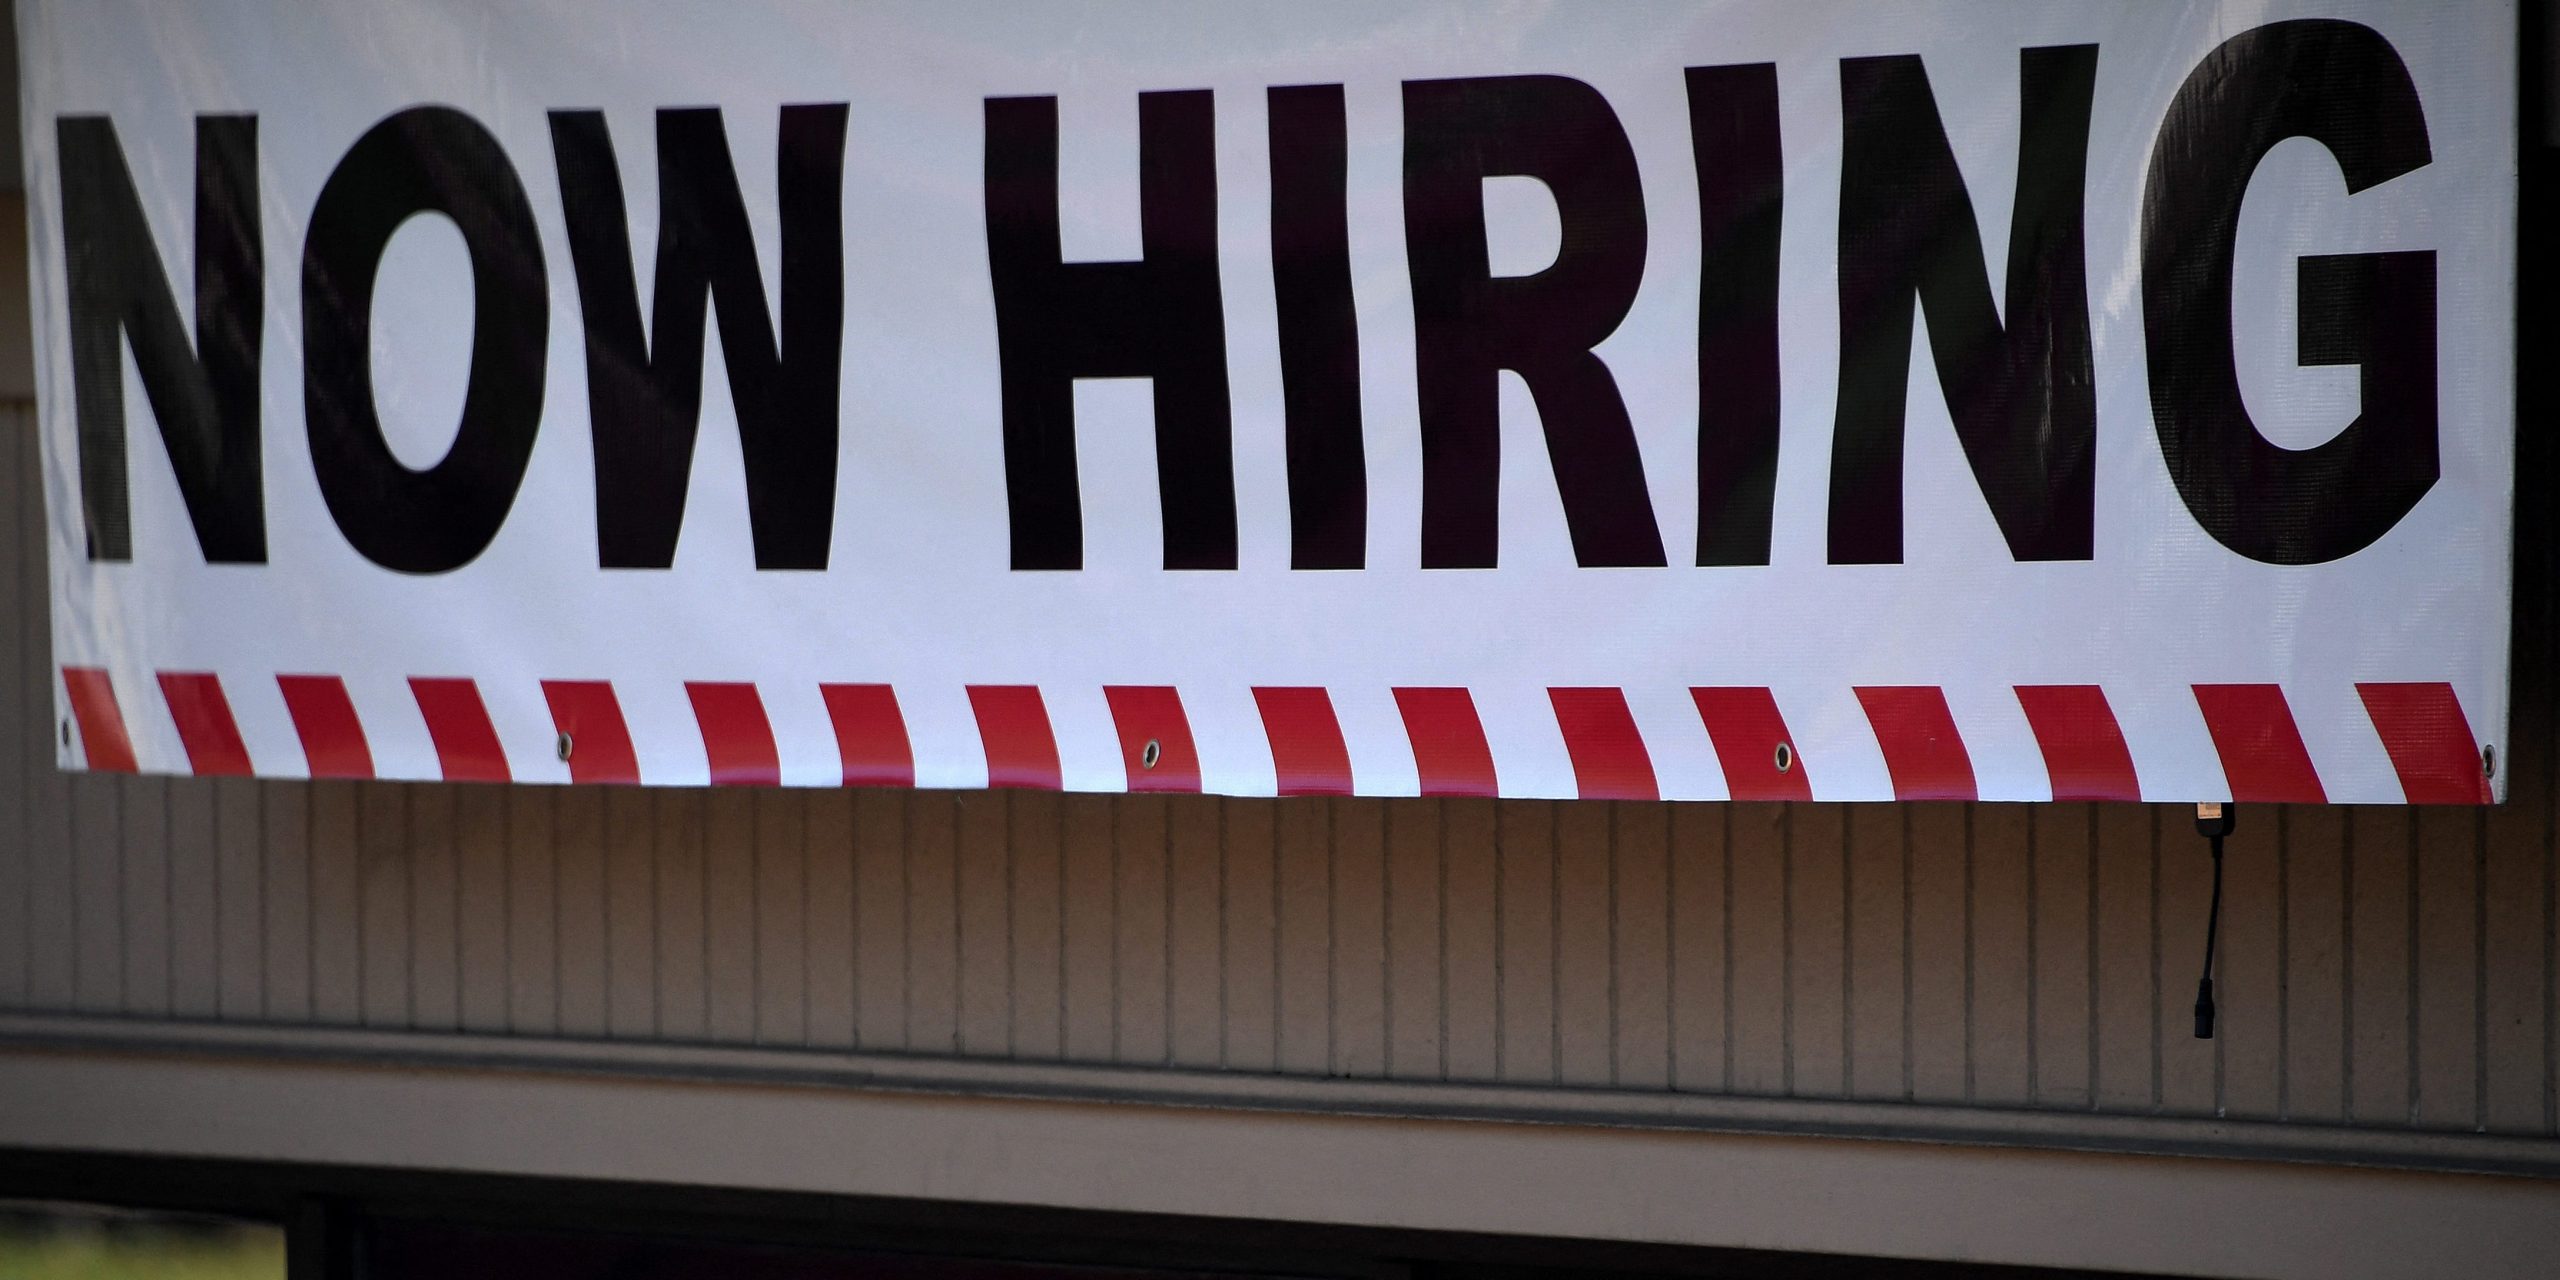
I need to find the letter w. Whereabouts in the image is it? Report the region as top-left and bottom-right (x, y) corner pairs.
(550, 106), (850, 570)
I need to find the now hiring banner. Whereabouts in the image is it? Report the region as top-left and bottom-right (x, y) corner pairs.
(19, 0), (2517, 802)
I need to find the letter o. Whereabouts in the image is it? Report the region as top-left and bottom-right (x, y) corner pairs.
(304, 105), (547, 574)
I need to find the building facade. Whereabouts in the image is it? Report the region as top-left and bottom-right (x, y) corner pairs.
(3, 4), (2558, 1276)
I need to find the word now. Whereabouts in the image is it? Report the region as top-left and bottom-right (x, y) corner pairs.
(62, 18), (2435, 575)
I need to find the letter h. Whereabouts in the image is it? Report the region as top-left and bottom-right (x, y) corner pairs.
(984, 92), (1236, 570)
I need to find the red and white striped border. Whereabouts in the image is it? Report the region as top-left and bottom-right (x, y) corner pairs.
(55, 667), (2496, 805)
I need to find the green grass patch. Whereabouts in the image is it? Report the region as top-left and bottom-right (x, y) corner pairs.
(0, 1229), (285, 1280)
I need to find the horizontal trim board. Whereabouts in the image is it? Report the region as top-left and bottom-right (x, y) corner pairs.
(2, 1014), (2554, 1181)
(2, 1032), (2557, 1280)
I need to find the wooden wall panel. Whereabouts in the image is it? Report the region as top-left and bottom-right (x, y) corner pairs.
(357, 783), (410, 1029)
(1846, 804), (1905, 1101)
(700, 789), (754, 1044)
(1553, 801), (1611, 1087)
(1384, 797), (1442, 1079)
(754, 790), (808, 1047)
(505, 788), (559, 1036)
(2348, 806), (2416, 1125)
(212, 778), (262, 1019)
(1726, 803), (1786, 1095)
(1668, 805), (1729, 1094)
(956, 792), (1010, 1057)
(554, 786), (609, 1039)
(1219, 796), (1278, 1073)
(1167, 796), (1223, 1069)
(166, 778), (218, 1018)
(1495, 800), (1557, 1085)
(1004, 790), (1062, 1061)
(2029, 806), (2094, 1110)
(604, 787), (659, 1040)
(1614, 804), (1672, 1091)
(1971, 806), (2034, 1107)
(406, 784), (458, 1033)
(2482, 743), (2554, 1135)
(0, 414), (22, 1010)
(2284, 805), (2351, 1124)
(1907, 806), (1968, 1103)
(850, 789), (906, 1051)
(117, 776), (168, 1017)
(2416, 808), (2485, 1129)
(2219, 805), (2285, 1120)
(1056, 793), (1113, 1063)
(258, 783), (311, 1023)
(1109, 793), (1169, 1066)
(452, 786), (509, 1035)
(2091, 804), (2155, 1111)
(69, 773), (120, 1012)
(1787, 804), (1847, 1099)
(1441, 799), (1499, 1083)
(1328, 798), (1387, 1078)
(902, 791), (961, 1054)
(304, 782), (360, 1025)
(3, 400), (2557, 1165)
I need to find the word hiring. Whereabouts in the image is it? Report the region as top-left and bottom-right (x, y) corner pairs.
(61, 18), (2436, 576)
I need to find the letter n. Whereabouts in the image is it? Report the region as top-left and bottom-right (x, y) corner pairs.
(59, 115), (264, 562)
(1829, 47), (2098, 564)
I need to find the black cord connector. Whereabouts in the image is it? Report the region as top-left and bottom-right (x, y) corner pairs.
(2193, 803), (2235, 1040)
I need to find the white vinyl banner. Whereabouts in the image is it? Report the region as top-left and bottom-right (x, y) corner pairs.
(20, 0), (2516, 803)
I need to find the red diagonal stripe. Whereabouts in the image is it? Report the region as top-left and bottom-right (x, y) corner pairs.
(1550, 688), (1657, 801)
(2015, 685), (2139, 802)
(1856, 686), (1977, 802)
(61, 667), (137, 773)
(1689, 687), (1808, 801)
(278, 674), (373, 780)
(542, 680), (641, 785)
(686, 682), (780, 787)
(1253, 687), (1353, 796)
(157, 672), (253, 777)
(2358, 682), (2491, 805)
(409, 677), (511, 783)
(2193, 684), (2327, 804)
(1105, 686), (1202, 793)
(968, 685), (1062, 791)
(1393, 687), (1497, 798)
(820, 684), (914, 788)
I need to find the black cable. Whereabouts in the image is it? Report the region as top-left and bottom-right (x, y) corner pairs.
(2193, 805), (2235, 1040)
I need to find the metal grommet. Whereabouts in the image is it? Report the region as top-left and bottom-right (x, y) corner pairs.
(60, 719), (72, 750)
(556, 731), (575, 763)
(2484, 744), (2497, 779)
(1773, 741), (1794, 773)
(1141, 739), (1162, 769)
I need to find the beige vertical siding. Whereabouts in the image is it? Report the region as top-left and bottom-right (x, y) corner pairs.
(1, 401), (2554, 1166)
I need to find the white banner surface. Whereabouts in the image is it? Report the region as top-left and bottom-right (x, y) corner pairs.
(21, 0), (2517, 802)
